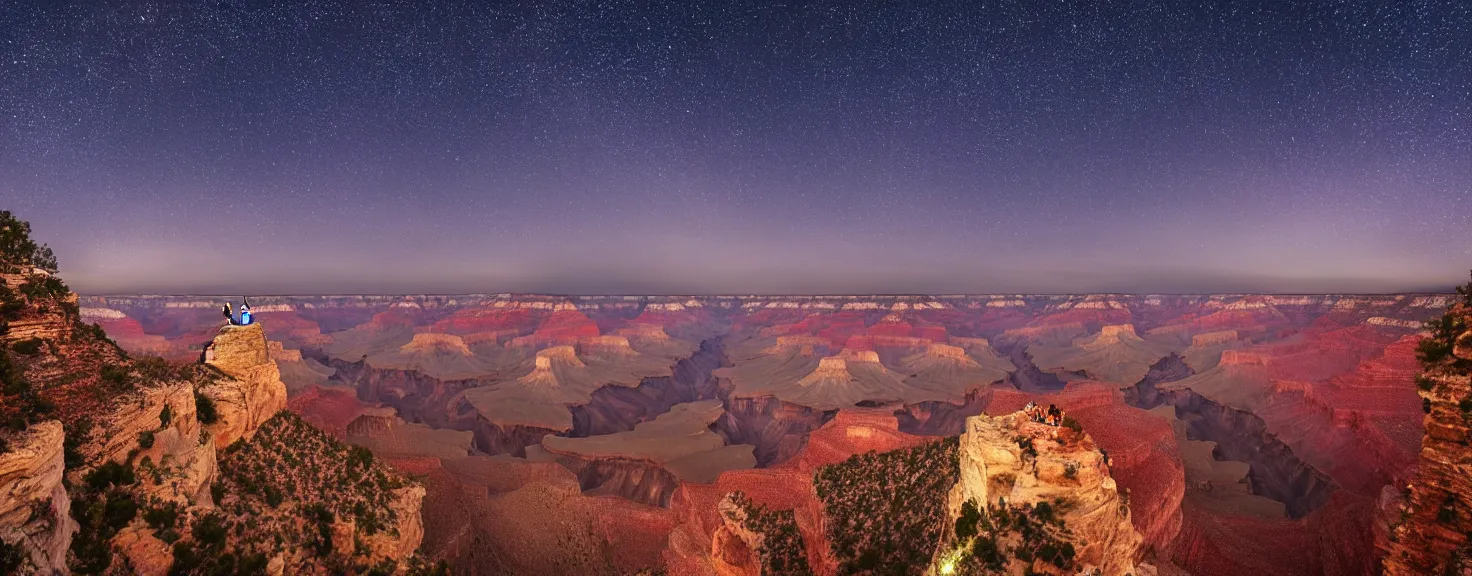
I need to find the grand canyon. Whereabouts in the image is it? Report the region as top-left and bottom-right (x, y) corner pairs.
(4, 2), (1469, 574)
(3, 238), (1464, 575)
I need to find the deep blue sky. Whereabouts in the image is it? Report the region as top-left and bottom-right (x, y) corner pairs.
(3, 1), (1469, 295)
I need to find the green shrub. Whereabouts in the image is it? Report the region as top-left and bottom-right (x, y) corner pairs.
(193, 513), (229, 549)
(143, 501), (181, 533)
(195, 392), (218, 425)
(102, 493), (137, 532)
(137, 430), (155, 449)
(11, 338), (43, 355)
(348, 445), (374, 469)
(1438, 494), (1459, 524)
(159, 404), (172, 428)
(0, 538), (24, 574)
(169, 541), (202, 575)
(955, 499), (982, 540)
(305, 504), (335, 557)
(99, 364), (130, 390)
(970, 535), (1003, 569)
(264, 484), (284, 508)
(84, 461), (137, 492)
(18, 277), (68, 300)
(63, 421), (89, 470)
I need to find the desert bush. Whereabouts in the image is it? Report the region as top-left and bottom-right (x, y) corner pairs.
(0, 348), (55, 433)
(0, 538), (25, 574)
(98, 364), (131, 391)
(1439, 496), (1458, 524)
(195, 391), (218, 425)
(143, 500), (182, 537)
(137, 430), (155, 449)
(84, 461), (137, 492)
(11, 338), (43, 355)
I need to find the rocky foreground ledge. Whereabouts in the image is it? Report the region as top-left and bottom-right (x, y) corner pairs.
(931, 411), (1146, 576)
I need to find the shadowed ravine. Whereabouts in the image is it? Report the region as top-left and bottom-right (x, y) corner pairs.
(711, 384), (836, 467)
(994, 337), (1069, 392)
(568, 337), (727, 437)
(1124, 355), (1338, 518)
(893, 384), (995, 436)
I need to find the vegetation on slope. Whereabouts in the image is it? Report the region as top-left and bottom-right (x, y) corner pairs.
(724, 491), (811, 576)
(1417, 271), (1472, 375)
(1, 211), (437, 574)
(0, 210), (58, 274)
(188, 410), (420, 574)
(0, 211), (131, 451)
(812, 437), (960, 575)
(936, 498), (1079, 576)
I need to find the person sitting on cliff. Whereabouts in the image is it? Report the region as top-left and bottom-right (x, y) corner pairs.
(239, 297), (253, 326)
(1024, 400), (1039, 421)
(222, 302), (235, 326)
(1046, 404), (1061, 426)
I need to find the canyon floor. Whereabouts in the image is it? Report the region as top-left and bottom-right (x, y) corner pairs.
(80, 292), (1448, 575)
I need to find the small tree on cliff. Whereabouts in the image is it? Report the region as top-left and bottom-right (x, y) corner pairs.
(1459, 269), (1472, 308)
(0, 211), (58, 274)
(1418, 270), (1472, 372)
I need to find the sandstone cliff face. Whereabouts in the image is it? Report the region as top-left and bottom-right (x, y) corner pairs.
(0, 421), (76, 575)
(1383, 302), (1472, 575)
(935, 411), (1145, 576)
(709, 494), (764, 576)
(87, 380), (217, 505)
(203, 323), (288, 449)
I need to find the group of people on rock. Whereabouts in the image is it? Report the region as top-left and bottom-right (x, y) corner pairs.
(1023, 400), (1064, 427)
(221, 297), (253, 326)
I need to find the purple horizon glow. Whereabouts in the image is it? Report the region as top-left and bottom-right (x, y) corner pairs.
(4, 1), (1470, 296)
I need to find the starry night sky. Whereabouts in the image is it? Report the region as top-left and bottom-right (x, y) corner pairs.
(3, 1), (1469, 295)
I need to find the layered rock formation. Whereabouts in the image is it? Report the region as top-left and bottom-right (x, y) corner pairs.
(0, 213), (428, 575)
(201, 323), (289, 449)
(931, 411), (1146, 576)
(1029, 324), (1174, 386)
(1384, 296), (1472, 575)
(0, 421), (75, 574)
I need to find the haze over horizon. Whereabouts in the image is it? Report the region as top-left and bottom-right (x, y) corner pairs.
(5, 1), (1470, 295)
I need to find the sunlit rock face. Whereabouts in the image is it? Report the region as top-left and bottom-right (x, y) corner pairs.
(932, 410), (1146, 576)
(202, 323), (289, 449)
